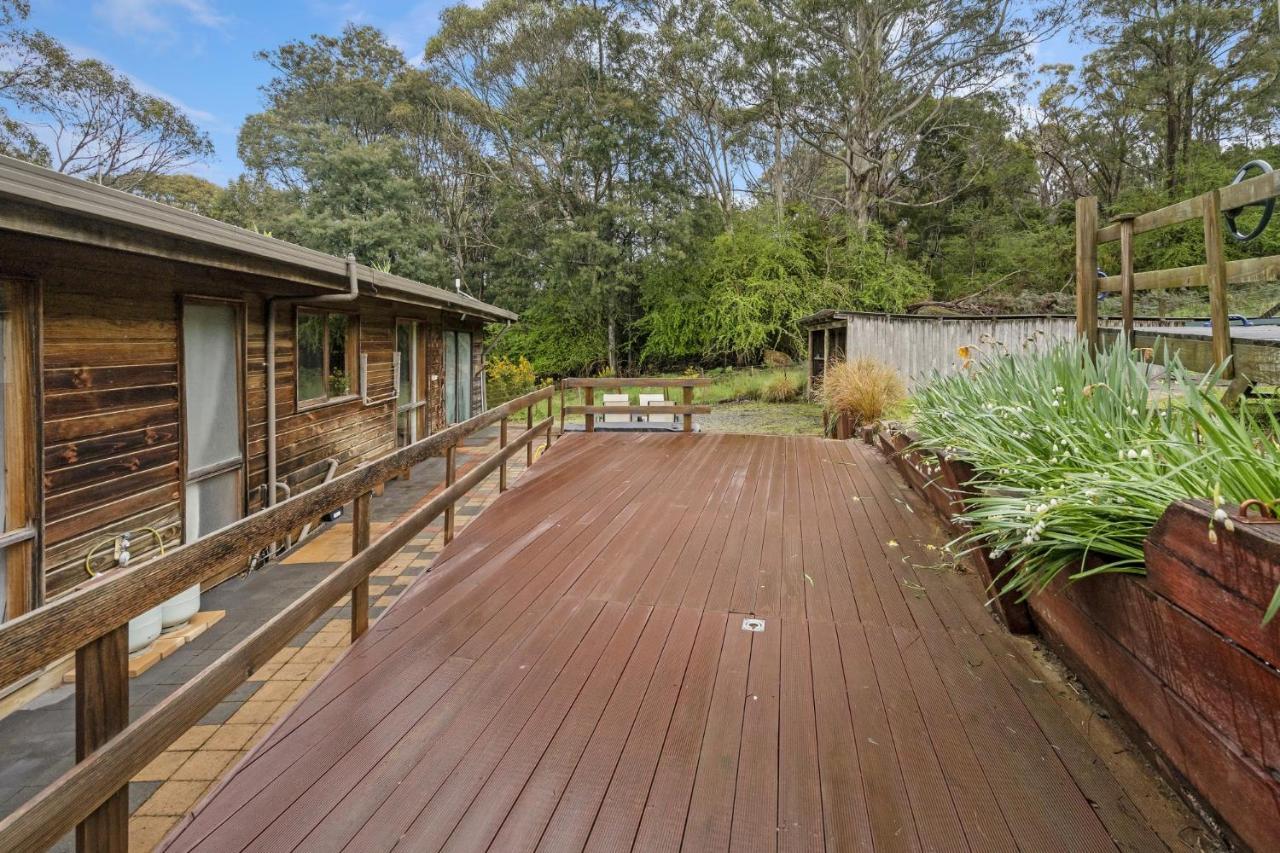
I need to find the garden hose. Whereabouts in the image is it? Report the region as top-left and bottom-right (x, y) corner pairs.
(1224, 159), (1274, 243)
(84, 526), (170, 578)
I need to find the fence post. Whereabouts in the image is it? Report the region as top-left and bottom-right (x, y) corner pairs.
(499, 417), (508, 492)
(526, 405), (534, 467)
(1075, 196), (1099, 353)
(351, 491), (371, 641)
(1202, 189), (1233, 377)
(682, 384), (693, 433)
(75, 625), (129, 853)
(584, 386), (595, 433)
(558, 383), (565, 435)
(1116, 213), (1136, 349)
(444, 443), (456, 543)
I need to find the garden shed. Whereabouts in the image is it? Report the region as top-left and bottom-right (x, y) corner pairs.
(801, 310), (1081, 391)
(0, 155), (515, 621)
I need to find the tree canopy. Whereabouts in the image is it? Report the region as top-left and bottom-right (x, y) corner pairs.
(2, 0), (1278, 373)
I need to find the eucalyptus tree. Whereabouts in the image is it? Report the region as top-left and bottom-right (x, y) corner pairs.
(1079, 0), (1279, 194)
(749, 0), (1064, 236)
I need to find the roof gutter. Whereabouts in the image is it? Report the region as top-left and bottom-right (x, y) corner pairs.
(265, 254), (361, 508)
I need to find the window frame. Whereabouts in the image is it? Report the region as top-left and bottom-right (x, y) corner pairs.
(295, 306), (361, 411)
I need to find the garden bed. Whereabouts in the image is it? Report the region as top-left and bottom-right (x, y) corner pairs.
(875, 426), (1280, 850)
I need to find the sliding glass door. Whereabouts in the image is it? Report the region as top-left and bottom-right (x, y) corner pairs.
(442, 330), (473, 425)
(182, 300), (244, 543)
(396, 320), (427, 446)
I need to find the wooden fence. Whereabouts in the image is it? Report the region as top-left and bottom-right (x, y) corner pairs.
(0, 385), (555, 852)
(1076, 167), (1280, 377)
(559, 377), (712, 433)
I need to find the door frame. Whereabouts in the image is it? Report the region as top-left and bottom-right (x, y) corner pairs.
(1, 278), (42, 620)
(177, 295), (248, 542)
(395, 317), (429, 445)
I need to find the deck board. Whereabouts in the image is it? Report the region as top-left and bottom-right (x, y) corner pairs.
(160, 432), (1181, 853)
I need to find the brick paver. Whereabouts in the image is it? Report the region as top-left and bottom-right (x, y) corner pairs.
(0, 423), (545, 852)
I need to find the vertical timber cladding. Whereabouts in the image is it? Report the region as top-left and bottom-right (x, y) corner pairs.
(4, 229), (470, 600)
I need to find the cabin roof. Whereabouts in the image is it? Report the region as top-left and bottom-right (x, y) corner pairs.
(0, 155), (517, 322)
(798, 308), (1079, 326)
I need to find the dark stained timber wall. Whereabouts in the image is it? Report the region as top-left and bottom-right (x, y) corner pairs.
(0, 232), (487, 600)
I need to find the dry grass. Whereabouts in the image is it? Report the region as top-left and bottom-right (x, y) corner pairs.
(760, 371), (801, 403)
(818, 358), (906, 426)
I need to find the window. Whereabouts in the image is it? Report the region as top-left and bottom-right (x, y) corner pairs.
(396, 320), (427, 446)
(297, 309), (358, 406)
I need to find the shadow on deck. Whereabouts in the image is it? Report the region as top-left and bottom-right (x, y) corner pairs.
(159, 432), (1201, 852)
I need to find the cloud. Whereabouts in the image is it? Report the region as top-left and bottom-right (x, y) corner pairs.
(58, 39), (223, 129)
(92, 0), (230, 38)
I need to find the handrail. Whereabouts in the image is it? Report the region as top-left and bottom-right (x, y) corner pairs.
(1076, 167), (1280, 378)
(0, 416), (554, 853)
(0, 385), (554, 852)
(0, 384), (553, 692)
(1095, 168), (1280, 244)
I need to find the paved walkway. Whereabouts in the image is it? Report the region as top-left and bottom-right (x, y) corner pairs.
(0, 425), (535, 852)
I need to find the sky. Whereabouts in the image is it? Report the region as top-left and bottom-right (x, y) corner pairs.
(24, 1), (1091, 185)
(24, 0), (462, 182)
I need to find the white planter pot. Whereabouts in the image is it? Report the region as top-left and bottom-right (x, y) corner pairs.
(128, 606), (163, 653)
(160, 584), (201, 629)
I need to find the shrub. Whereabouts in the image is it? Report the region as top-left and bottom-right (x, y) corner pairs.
(910, 341), (1280, 621)
(761, 371), (801, 403)
(819, 358), (906, 425)
(486, 355), (536, 405)
(763, 350), (792, 368)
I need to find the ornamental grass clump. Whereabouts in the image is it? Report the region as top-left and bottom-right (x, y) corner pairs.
(820, 358), (906, 426)
(909, 341), (1280, 620)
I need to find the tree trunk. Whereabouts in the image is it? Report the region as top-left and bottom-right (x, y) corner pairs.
(607, 316), (618, 375)
(773, 121), (784, 225)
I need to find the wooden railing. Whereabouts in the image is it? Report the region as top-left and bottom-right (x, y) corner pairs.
(559, 377), (713, 433)
(0, 385), (555, 852)
(1075, 167), (1280, 378)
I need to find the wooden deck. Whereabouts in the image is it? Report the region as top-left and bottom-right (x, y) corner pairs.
(159, 433), (1189, 852)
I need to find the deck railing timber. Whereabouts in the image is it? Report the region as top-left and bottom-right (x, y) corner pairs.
(559, 377), (713, 433)
(0, 385), (555, 853)
(1075, 167), (1280, 378)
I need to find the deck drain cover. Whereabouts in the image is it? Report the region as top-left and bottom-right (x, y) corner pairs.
(741, 618), (765, 632)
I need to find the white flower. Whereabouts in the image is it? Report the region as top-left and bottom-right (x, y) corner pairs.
(1054, 386), (1065, 394)
(1126, 449), (1138, 460)
(1213, 508), (1228, 522)
(1104, 431), (1113, 439)
(1037, 503), (1049, 514)
(1140, 448), (1151, 458)
(1129, 408), (1140, 417)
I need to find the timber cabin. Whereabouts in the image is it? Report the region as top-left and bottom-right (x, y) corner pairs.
(0, 154), (515, 622)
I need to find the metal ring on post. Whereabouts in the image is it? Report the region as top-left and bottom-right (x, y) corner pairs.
(1224, 159), (1274, 243)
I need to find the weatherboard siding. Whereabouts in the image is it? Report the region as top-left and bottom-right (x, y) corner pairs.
(0, 231), (486, 601)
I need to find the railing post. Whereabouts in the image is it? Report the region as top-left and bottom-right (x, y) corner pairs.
(351, 491), (371, 641)
(558, 383), (565, 436)
(75, 624), (129, 853)
(1117, 213), (1136, 349)
(499, 416), (508, 492)
(584, 386), (595, 433)
(1075, 195), (1099, 353)
(526, 405), (534, 466)
(444, 443), (457, 543)
(682, 384), (693, 433)
(1202, 189), (1233, 378)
